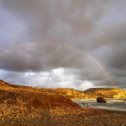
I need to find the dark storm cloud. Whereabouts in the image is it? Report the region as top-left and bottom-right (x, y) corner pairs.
(0, 0), (126, 89)
(109, 42), (126, 68)
(0, 0), (108, 44)
(0, 42), (87, 72)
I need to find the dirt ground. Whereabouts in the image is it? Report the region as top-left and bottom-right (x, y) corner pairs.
(0, 108), (126, 126)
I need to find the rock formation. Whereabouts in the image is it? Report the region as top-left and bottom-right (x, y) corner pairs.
(96, 97), (106, 103)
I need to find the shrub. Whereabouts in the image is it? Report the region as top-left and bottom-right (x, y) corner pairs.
(32, 99), (41, 108)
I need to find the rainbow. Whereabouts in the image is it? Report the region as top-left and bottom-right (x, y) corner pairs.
(58, 42), (116, 87)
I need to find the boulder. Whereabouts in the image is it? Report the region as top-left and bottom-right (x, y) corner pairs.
(96, 97), (106, 103)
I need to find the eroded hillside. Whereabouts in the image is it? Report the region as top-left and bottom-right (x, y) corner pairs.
(84, 88), (126, 99)
(0, 80), (82, 125)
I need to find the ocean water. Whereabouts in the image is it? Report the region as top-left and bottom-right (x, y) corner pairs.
(73, 99), (126, 111)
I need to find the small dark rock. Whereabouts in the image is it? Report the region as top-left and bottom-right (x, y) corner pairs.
(96, 97), (106, 103)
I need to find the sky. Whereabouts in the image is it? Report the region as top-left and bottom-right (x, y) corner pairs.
(0, 0), (126, 90)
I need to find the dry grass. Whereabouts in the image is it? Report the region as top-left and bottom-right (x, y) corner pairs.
(0, 80), (126, 126)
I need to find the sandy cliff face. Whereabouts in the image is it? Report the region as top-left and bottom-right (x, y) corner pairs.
(38, 88), (88, 99)
(39, 87), (126, 99)
(84, 88), (126, 98)
(52, 88), (87, 99)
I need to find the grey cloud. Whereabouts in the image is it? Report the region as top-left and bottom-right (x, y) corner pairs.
(0, 41), (113, 88)
(0, 69), (94, 90)
(0, 0), (126, 89)
(90, 23), (126, 48)
(0, 0), (108, 43)
(111, 69), (126, 78)
(109, 42), (126, 68)
(0, 42), (87, 72)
